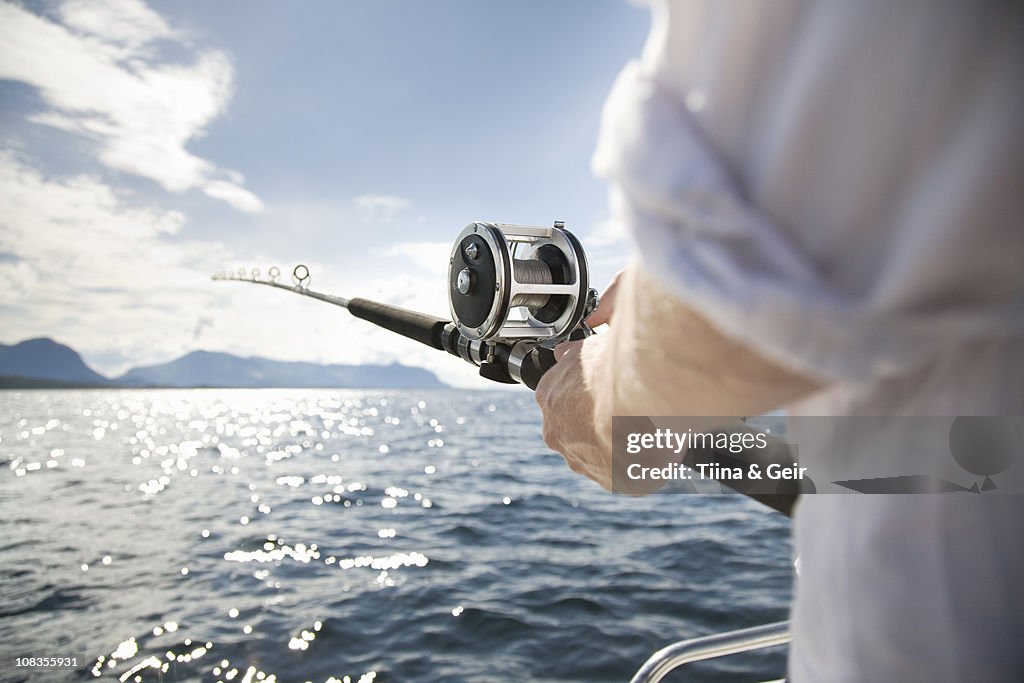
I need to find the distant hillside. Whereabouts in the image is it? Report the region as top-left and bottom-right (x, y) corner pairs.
(0, 374), (111, 389)
(0, 338), (447, 389)
(117, 350), (446, 389)
(0, 338), (111, 385)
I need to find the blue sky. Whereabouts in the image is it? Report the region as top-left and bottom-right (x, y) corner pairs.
(0, 0), (650, 386)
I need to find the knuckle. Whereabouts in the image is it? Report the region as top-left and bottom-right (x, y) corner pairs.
(541, 422), (557, 450)
(540, 421), (557, 444)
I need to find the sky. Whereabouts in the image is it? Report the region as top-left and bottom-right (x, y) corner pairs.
(0, 0), (651, 387)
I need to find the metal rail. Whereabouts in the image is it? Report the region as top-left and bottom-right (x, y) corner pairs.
(630, 620), (790, 683)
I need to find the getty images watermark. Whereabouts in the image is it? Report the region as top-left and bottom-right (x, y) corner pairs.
(610, 416), (1024, 496)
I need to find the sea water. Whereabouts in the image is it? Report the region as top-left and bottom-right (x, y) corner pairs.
(0, 389), (792, 682)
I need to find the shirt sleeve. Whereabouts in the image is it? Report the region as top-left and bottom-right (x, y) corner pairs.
(592, 51), (1024, 385)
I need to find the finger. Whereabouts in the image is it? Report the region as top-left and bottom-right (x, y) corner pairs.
(586, 270), (623, 327)
(585, 301), (613, 328)
(553, 339), (583, 362)
(565, 457), (584, 474)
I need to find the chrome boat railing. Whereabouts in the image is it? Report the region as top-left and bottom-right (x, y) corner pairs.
(630, 620), (790, 683)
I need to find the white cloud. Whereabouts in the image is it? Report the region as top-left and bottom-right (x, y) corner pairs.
(353, 194), (410, 223)
(58, 0), (177, 49)
(382, 241), (453, 277)
(579, 214), (634, 289)
(0, 150), (218, 292)
(0, 150), (231, 368)
(202, 179), (264, 214)
(0, 152), (490, 386)
(584, 216), (628, 248)
(0, 0), (262, 213)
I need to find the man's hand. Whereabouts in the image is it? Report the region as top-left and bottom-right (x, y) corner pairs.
(534, 264), (822, 493)
(536, 271), (669, 493)
(535, 332), (686, 494)
(534, 273), (620, 489)
(535, 332), (613, 489)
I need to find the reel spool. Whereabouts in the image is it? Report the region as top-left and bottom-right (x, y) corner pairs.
(448, 221), (593, 343)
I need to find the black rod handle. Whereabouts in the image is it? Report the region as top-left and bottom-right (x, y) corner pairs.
(347, 298), (450, 350)
(518, 346), (557, 391)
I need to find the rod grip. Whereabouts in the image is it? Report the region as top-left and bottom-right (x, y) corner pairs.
(347, 298), (449, 350)
(519, 346), (557, 391)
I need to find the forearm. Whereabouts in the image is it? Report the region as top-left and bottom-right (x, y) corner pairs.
(595, 262), (823, 427)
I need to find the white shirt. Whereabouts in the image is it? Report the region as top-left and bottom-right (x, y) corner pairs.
(593, 1), (1024, 680)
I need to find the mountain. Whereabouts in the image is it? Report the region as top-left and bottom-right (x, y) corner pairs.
(0, 338), (447, 389)
(117, 350), (446, 389)
(0, 338), (111, 386)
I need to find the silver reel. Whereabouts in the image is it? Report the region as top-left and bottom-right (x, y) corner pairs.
(448, 221), (596, 343)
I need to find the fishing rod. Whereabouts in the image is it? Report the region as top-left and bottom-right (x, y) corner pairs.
(214, 220), (799, 516)
(213, 221), (599, 390)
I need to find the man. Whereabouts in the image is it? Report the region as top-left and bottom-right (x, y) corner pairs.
(535, 2), (1024, 680)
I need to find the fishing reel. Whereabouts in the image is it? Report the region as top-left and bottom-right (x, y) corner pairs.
(448, 221), (596, 342)
(444, 221), (598, 386)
